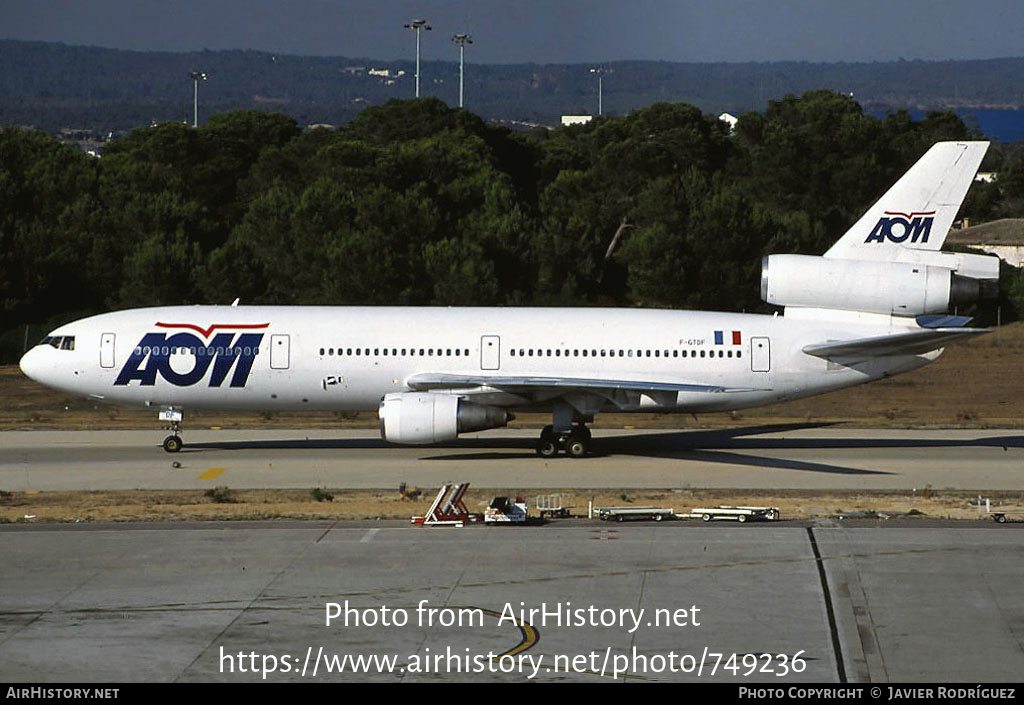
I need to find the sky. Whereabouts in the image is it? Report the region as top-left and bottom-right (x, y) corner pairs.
(2, 0), (1023, 64)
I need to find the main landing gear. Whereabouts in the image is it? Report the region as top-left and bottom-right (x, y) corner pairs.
(536, 423), (592, 459)
(159, 407), (184, 453)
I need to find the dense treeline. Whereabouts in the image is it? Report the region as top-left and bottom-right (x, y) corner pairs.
(3, 91), (1024, 361)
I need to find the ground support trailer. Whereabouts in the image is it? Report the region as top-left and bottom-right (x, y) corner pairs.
(597, 506), (675, 522)
(688, 506), (781, 523)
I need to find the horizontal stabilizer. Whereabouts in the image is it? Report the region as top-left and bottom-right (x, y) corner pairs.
(915, 314), (973, 329)
(802, 328), (989, 359)
(406, 373), (765, 395)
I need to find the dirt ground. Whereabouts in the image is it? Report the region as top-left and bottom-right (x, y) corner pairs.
(1, 488), (1020, 524)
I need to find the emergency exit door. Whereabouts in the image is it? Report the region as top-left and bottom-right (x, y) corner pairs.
(270, 334), (290, 369)
(480, 335), (500, 370)
(100, 333), (115, 368)
(750, 337), (770, 372)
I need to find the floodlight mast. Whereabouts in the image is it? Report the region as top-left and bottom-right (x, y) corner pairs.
(404, 19), (432, 98)
(452, 33), (473, 108)
(188, 71), (207, 127)
(590, 67), (605, 116)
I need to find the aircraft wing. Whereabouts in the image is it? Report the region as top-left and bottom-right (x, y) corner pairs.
(802, 327), (990, 359)
(406, 373), (765, 394)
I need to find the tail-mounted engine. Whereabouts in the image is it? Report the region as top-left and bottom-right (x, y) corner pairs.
(760, 253), (999, 316)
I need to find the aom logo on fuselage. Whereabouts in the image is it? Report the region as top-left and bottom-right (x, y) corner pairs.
(114, 323), (269, 388)
(864, 211), (935, 244)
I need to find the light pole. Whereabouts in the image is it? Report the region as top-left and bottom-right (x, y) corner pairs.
(189, 71), (207, 127)
(451, 33), (473, 108)
(403, 19), (431, 98)
(590, 67), (605, 116)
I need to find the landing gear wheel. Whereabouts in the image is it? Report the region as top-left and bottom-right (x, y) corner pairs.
(565, 434), (588, 459)
(737, 514), (747, 523)
(162, 435), (183, 453)
(702, 513), (712, 522)
(536, 438), (559, 458)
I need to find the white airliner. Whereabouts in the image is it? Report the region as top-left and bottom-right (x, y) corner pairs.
(19, 141), (999, 457)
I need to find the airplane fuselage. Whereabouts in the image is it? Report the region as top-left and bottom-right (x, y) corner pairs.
(18, 305), (935, 417)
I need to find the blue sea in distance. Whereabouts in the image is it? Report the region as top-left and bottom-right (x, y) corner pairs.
(871, 109), (1024, 143)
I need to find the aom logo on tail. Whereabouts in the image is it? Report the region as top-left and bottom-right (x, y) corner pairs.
(114, 323), (269, 387)
(864, 211), (935, 244)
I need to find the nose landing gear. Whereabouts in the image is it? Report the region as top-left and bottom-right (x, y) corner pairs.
(159, 407), (184, 453)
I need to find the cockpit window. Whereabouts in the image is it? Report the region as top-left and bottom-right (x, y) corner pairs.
(39, 336), (75, 351)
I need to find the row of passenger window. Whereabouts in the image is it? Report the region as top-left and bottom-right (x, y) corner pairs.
(509, 348), (741, 359)
(319, 347), (471, 358)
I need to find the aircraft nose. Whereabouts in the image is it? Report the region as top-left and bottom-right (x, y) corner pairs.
(18, 346), (44, 384)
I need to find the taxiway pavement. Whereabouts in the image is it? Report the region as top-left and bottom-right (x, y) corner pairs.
(1, 426), (1022, 491)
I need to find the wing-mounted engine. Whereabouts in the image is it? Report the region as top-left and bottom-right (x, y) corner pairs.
(760, 252), (998, 316)
(378, 392), (512, 444)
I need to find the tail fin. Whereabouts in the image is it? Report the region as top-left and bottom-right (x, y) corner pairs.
(824, 141), (988, 260)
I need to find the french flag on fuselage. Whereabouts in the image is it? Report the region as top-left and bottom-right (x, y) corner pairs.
(714, 330), (742, 345)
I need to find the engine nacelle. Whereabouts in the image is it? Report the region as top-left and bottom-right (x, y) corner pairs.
(761, 254), (996, 316)
(378, 392), (512, 444)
